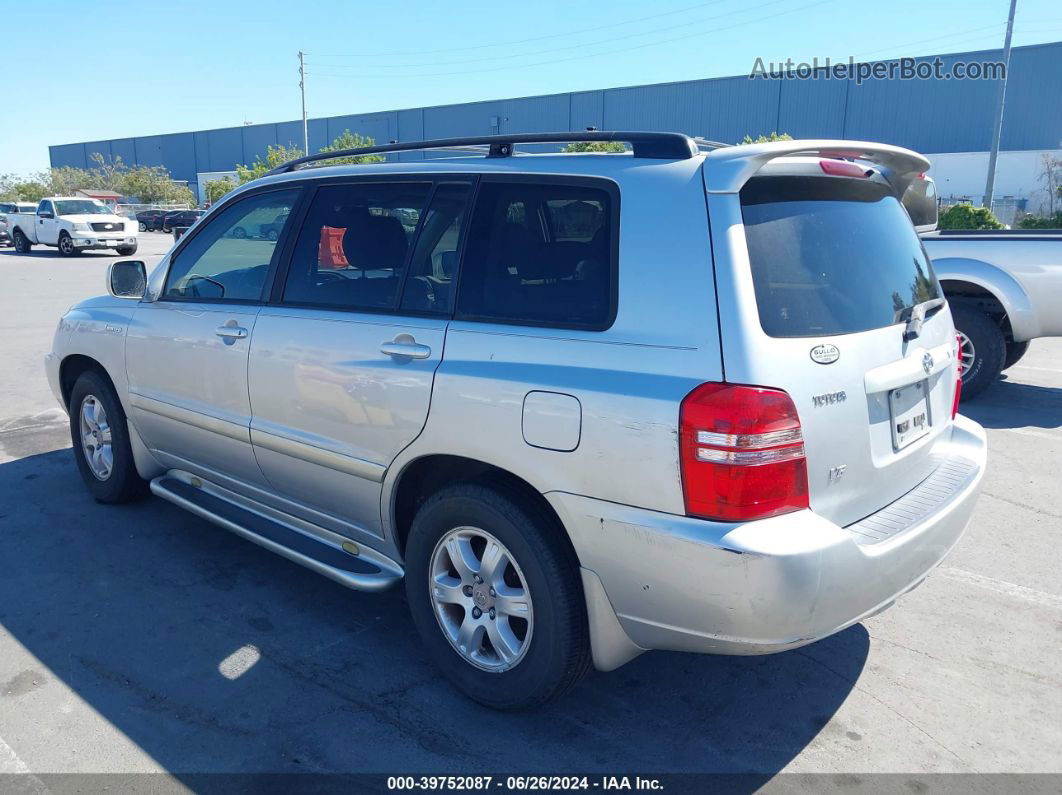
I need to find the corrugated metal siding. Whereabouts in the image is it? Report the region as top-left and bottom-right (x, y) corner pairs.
(49, 41), (1062, 179)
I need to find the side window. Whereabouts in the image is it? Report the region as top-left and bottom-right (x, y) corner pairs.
(400, 183), (471, 315)
(283, 182), (432, 311)
(164, 189), (298, 302)
(456, 181), (615, 329)
(38, 201), (52, 215)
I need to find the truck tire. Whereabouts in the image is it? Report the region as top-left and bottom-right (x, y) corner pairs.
(69, 370), (149, 503)
(58, 231), (78, 257)
(116, 243), (138, 256)
(1003, 341), (1030, 371)
(953, 305), (1005, 399)
(12, 229), (32, 253)
(405, 483), (591, 709)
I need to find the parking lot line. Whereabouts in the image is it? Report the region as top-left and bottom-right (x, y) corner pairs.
(937, 566), (1062, 611)
(0, 734), (49, 793)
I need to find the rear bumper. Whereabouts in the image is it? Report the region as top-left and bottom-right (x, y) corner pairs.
(548, 415), (987, 671)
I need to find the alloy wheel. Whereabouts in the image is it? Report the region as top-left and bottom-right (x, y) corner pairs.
(79, 395), (113, 480)
(957, 330), (976, 380)
(429, 526), (534, 672)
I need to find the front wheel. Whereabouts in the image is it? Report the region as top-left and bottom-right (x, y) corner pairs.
(116, 244), (137, 256)
(69, 371), (148, 503)
(12, 229), (32, 253)
(405, 484), (591, 710)
(953, 305), (1005, 400)
(58, 231), (77, 256)
(138, 222), (147, 232)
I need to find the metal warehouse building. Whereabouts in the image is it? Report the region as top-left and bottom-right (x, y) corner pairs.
(50, 41), (1062, 215)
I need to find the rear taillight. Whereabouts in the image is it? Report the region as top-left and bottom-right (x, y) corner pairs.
(679, 383), (809, 522)
(952, 332), (963, 418)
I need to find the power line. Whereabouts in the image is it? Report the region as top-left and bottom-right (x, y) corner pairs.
(307, 0), (831, 80)
(306, 0), (737, 58)
(308, 0), (789, 70)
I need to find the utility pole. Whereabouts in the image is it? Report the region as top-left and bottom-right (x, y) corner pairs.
(301, 50), (310, 157)
(982, 0), (1018, 211)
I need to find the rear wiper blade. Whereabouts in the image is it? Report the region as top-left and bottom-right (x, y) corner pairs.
(901, 297), (947, 341)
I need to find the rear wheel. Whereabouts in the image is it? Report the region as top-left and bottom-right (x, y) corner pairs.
(69, 371), (148, 503)
(233, 226), (247, 239)
(58, 231), (77, 256)
(405, 484), (591, 709)
(953, 305), (1005, 399)
(1003, 340), (1030, 370)
(138, 221), (147, 232)
(12, 229), (32, 253)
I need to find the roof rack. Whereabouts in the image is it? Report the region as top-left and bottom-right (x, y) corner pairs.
(265, 131), (701, 175)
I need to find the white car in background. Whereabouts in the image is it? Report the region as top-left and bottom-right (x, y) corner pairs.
(6, 197), (138, 256)
(0, 201), (37, 246)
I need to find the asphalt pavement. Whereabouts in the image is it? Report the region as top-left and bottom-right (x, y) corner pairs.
(0, 232), (1059, 786)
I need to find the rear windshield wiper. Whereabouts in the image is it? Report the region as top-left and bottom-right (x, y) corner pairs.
(900, 297), (946, 341)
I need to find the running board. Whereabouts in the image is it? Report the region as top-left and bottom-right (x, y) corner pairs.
(150, 474), (403, 592)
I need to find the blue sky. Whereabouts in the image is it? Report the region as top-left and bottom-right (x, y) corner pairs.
(3, 0), (1061, 175)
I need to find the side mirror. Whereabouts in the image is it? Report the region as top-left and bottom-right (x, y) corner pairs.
(38, 211), (54, 219)
(903, 175), (938, 233)
(108, 260), (147, 299)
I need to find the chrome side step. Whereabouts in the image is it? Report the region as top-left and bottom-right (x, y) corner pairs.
(150, 473), (403, 592)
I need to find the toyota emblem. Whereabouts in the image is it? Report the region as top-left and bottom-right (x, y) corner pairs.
(922, 352), (934, 374)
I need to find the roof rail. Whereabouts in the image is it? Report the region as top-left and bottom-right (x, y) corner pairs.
(265, 131), (700, 175)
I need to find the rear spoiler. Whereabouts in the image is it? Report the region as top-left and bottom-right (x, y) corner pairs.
(703, 139), (931, 198)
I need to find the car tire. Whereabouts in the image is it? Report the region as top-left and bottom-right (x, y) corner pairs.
(12, 229), (32, 253)
(58, 231), (77, 256)
(267, 229), (279, 242)
(233, 226), (247, 239)
(68, 370), (149, 504)
(1003, 340), (1030, 371)
(405, 483), (591, 710)
(138, 222), (147, 232)
(953, 305), (1005, 400)
(116, 244), (138, 256)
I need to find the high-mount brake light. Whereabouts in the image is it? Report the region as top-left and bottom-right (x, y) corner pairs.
(679, 383), (809, 521)
(819, 159), (870, 178)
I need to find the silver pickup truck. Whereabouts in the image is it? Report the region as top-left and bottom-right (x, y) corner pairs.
(922, 229), (1062, 397)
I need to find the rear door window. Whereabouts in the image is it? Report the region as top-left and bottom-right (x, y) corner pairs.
(740, 176), (940, 338)
(456, 180), (616, 329)
(282, 182), (431, 311)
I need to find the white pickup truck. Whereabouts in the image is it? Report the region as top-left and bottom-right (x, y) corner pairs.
(923, 229), (1062, 398)
(7, 197), (138, 256)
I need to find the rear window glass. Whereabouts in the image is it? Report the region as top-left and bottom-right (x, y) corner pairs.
(740, 176), (940, 338)
(456, 181), (615, 329)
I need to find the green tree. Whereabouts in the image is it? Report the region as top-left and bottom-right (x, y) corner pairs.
(236, 142), (306, 184)
(563, 141), (627, 153)
(317, 130), (386, 165)
(204, 178), (236, 204)
(741, 132), (794, 144)
(119, 165), (194, 204)
(1018, 210), (1062, 229)
(938, 203), (1004, 230)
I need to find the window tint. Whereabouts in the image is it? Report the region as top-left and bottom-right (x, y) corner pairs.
(164, 189), (298, 301)
(283, 182), (431, 311)
(740, 176), (941, 338)
(457, 181), (614, 328)
(400, 183), (471, 315)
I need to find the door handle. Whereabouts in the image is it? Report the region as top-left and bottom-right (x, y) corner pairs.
(215, 325), (248, 340)
(381, 333), (431, 360)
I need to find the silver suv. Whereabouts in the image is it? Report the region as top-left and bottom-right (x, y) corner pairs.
(45, 132), (987, 709)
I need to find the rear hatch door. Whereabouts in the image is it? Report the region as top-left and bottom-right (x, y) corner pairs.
(707, 166), (959, 527)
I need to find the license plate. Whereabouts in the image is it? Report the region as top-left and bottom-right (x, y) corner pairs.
(890, 381), (930, 450)
(104, 240), (118, 246)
